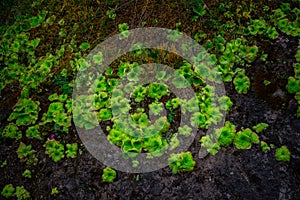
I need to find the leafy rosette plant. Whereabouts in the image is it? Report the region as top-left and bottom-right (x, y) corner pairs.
(275, 145), (291, 162)
(8, 98), (40, 126)
(260, 141), (270, 152)
(168, 152), (196, 174)
(199, 135), (220, 156)
(147, 82), (169, 100)
(26, 125), (42, 140)
(102, 167), (117, 183)
(44, 139), (65, 162)
(143, 134), (168, 156)
(122, 138), (143, 157)
(66, 143), (78, 158)
(234, 128), (259, 149)
(154, 116), (170, 134)
(149, 102), (164, 116)
(72, 95), (99, 130)
(216, 121), (236, 147)
(16, 142), (37, 165)
(286, 77), (299, 94)
(2, 123), (22, 140)
(118, 23), (129, 39)
(108, 128), (127, 146)
(218, 95), (233, 111)
(233, 69), (250, 94)
(97, 108), (112, 121)
(1, 184), (15, 198)
(252, 123), (269, 133)
(178, 125), (192, 137)
(132, 86), (147, 102)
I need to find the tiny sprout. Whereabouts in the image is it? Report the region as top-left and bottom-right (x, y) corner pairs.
(275, 145), (291, 162)
(22, 169), (32, 178)
(260, 141), (270, 152)
(263, 80), (271, 86)
(58, 18), (64, 26)
(51, 187), (59, 195)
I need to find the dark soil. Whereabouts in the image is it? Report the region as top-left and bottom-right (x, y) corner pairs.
(1, 0), (300, 199)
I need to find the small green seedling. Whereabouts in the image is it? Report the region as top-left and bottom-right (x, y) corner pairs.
(260, 141), (270, 152)
(234, 128), (259, 149)
(22, 169), (32, 178)
(1, 184), (15, 198)
(15, 186), (30, 200)
(252, 123), (269, 133)
(102, 167), (117, 183)
(286, 77), (299, 94)
(275, 145), (291, 162)
(168, 152), (196, 174)
(51, 187), (59, 195)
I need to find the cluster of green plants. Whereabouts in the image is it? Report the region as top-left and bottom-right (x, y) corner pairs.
(286, 44), (300, 117)
(200, 121), (291, 162)
(0, 1), (296, 193)
(1, 184), (30, 200)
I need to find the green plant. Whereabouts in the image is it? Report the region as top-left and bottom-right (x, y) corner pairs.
(22, 169), (32, 178)
(118, 23), (129, 39)
(218, 96), (233, 111)
(66, 143), (78, 158)
(168, 152), (196, 174)
(233, 69), (250, 94)
(102, 167), (117, 183)
(149, 102), (164, 116)
(199, 134), (220, 155)
(275, 145), (291, 162)
(217, 121), (236, 147)
(1, 160), (7, 168)
(234, 128), (259, 149)
(286, 77), (299, 94)
(252, 123), (269, 133)
(129, 85), (143, 102)
(8, 98), (40, 126)
(51, 187), (59, 195)
(261, 141), (270, 152)
(2, 123), (22, 140)
(26, 125), (42, 140)
(15, 186), (30, 200)
(97, 108), (112, 121)
(44, 139), (65, 162)
(1, 184), (15, 198)
(16, 142), (37, 165)
(147, 82), (169, 100)
(79, 42), (90, 51)
(178, 125), (192, 137)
